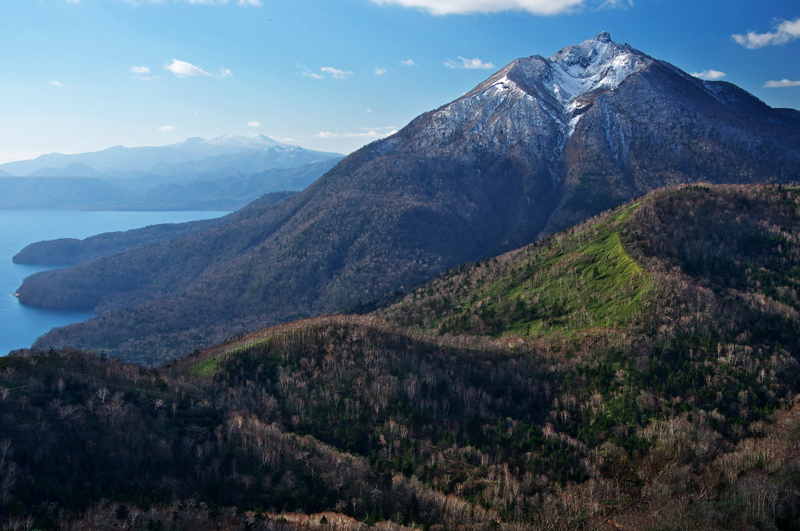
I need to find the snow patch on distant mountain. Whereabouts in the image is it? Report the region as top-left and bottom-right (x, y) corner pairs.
(0, 134), (341, 178)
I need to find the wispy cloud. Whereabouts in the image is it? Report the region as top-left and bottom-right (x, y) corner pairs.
(444, 56), (495, 70)
(315, 127), (397, 139)
(248, 121), (261, 127)
(375, 67), (387, 75)
(158, 125), (174, 132)
(764, 79), (800, 88)
(300, 64), (353, 79)
(368, 0), (586, 16)
(49, 80), (64, 87)
(131, 66), (150, 74)
(218, 68), (234, 78)
(691, 69), (726, 81)
(401, 59), (416, 66)
(123, 0), (262, 5)
(733, 17), (800, 49)
(599, 0), (632, 8)
(321, 67), (353, 79)
(165, 59), (212, 77)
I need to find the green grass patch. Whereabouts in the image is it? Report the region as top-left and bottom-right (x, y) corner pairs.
(188, 355), (225, 377)
(499, 204), (650, 337)
(434, 204), (652, 340)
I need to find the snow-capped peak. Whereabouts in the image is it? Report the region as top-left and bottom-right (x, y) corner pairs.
(414, 33), (654, 164)
(545, 32), (652, 105)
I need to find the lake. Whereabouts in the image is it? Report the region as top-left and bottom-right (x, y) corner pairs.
(0, 209), (230, 356)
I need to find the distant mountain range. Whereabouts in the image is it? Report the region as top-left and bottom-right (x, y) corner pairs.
(0, 134), (340, 177)
(17, 33), (800, 361)
(0, 135), (343, 210)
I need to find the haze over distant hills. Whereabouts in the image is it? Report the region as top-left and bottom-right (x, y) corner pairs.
(0, 134), (340, 177)
(0, 135), (343, 210)
(17, 33), (800, 361)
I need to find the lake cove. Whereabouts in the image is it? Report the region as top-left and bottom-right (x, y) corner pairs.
(0, 209), (229, 356)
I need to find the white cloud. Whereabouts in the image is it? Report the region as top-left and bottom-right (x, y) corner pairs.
(366, 109), (372, 112)
(158, 125), (174, 132)
(444, 56), (495, 70)
(764, 79), (800, 88)
(321, 67), (353, 79)
(691, 69), (726, 81)
(49, 80), (64, 86)
(131, 66), (150, 74)
(164, 59), (212, 77)
(402, 59), (416, 66)
(599, 0), (631, 8)
(300, 65), (353, 79)
(315, 127), (398, 139)
(375, 67), (387, 75)
(368, 0), (585, 15)
(733, 17), (800, 49)
(219, 68), (234, 78)
(248, 121), (260, 127)
(123, 0), (262, 4)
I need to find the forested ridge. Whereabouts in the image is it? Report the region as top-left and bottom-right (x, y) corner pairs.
(1, 184), (800, 530)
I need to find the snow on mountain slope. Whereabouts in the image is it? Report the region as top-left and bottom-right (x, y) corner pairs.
(400, 32), (653, 167)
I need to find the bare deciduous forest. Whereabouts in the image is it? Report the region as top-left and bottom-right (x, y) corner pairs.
(2, 184), (799, 530)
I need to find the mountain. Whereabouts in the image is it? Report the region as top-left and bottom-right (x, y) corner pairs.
(2, 184), (799, 530)
(0, 159), (339, 211)
(0, 169), (15, 177)
(128, 144), (340, 179)
(0, 177), (131, 209)
(0, 135), (342, 210)
(18, 33), (800, 362)
(25, 162), (105, 178)
(0, 134), (340, 177)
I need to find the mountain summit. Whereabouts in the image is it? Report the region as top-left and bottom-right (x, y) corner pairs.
(19, 33), (800, 362)
(469, 31), (652, 138)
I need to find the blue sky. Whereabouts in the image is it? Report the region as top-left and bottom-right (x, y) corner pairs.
(1, 0), (798, 161)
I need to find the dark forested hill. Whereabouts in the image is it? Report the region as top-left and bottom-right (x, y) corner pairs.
(18, 33), (800, 362)
(2, 185), (800, 530)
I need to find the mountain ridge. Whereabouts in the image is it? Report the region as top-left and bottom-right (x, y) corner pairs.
(18, 33), (800, 361)
(0, 134), (340, 177)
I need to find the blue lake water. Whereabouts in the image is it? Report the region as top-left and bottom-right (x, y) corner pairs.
(0, 209), (229, 356)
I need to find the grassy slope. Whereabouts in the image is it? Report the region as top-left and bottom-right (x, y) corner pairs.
(469, 203), (650, 338)
(377, 202), (653, 345)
